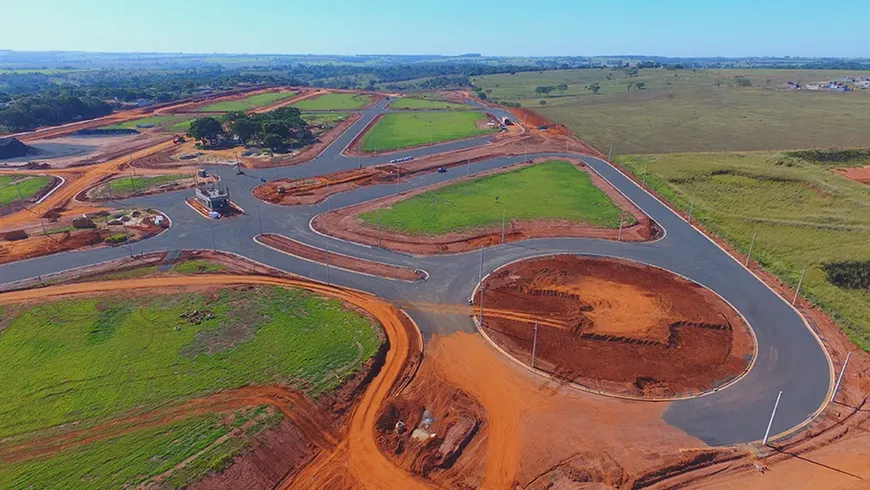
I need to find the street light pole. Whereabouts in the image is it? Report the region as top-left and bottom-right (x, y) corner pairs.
(793, 264), (808, 305)
(501, 211), (506, 244)
(256, 204), (263, 235)
(209, 216), (216, 252)
(325, 244), (330, 285)
(746, 232), (757, 267)
(763, 391), (784, 446)
(831, 352), (852, 403)
(618, 210), (625, 241)
(531, 321), (539, 369)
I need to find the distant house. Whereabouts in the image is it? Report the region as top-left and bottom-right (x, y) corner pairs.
(805, 84), (821, 91)
(776, 81), (801, 91)
(857, 80), (870, 89)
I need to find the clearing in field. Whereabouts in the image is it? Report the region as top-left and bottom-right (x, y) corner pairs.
(473, 68), (870, 153)
(360, 111), (496, 152)
(389, 97), (469, 110)
(292, 93), (372, 110)
(195, 90), (298, 112)
(0, 175), (53, 206)
(0, 284), (381, 488)
(302, 112), (350, 125)
(359, 160), (623, 234)
(616, 151), (870, 351)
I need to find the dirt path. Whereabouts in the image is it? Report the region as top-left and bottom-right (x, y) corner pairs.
(0, 274), (427, 489)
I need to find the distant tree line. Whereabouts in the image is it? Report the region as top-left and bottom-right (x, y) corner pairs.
(186, 107), (313, 152)
(0, 93), (112, 132)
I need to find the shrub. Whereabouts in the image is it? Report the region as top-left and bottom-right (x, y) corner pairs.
(3, 229), (28, 241)
(785, 148), (870, 163)
(72, 218), (97, 229)
(105, 233), (129, 245)
(822, 261), (870, 289)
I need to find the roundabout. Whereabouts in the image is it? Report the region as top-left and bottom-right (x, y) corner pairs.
(0, 89), (841, 487)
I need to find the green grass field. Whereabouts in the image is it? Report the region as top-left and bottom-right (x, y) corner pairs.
(92, 174), (188, 198)
(616, 152), (870, 351)
(473, 68), (870, 153)
(360, 111), (496, 152)
(98, 115), (188, 131)
(0, 285), (380, 487)
(291, 93), (372, 110)
(0, 409), (279, 490)
(360, 160), (624, 234)
(0, 175), (53, 205)
(389, 97), (469, 110)
(302, 112), (350, 125)
(195, 90), (298, 112)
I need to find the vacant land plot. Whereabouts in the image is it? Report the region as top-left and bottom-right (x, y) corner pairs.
(98, 115), (190, 131)
(0, 285), (380, 441)
(0, 175), (53, 205)
(473, 68), (870, 153)
(360, 160), (623, 234)
(360, 111), (496, 152)
(195, 91), (297, 112)
(292, 93), (372, 110)
(389, 97), (469, 110)
(91, 174), (189, 199)
(302, 112), (350, 125)
(616, 152), (870, 351)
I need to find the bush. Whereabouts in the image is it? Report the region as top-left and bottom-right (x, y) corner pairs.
(822, 261), (870, 289)
(72, 218), (97, 229)
(785, 148), (870, 163)
(105, 233), (129, 245)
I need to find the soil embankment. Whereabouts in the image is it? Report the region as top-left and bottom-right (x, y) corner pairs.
(476, 255), (754, 398)
(256, 233), (427, 281)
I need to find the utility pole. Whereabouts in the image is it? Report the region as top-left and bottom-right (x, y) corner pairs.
(209, 216), (216, 252)
(256, 204), (263, 235)
(763, 391), (783, 446)
(641, 170), (647, 188)
(793, 264), (808, 305)
(377, 212), (382, 248)
(608, 141), (613, 161)
(501, 211), (506, 244)
(531, 321), (539, 369)
(478, 247), (485, 324)
(121, 222), (133, 257)
(618, 210), (625, 241)
(745, 232), (757, 267)
(325, 244), (330, 285)
(831, 352), (852, 403)
(396, 167), (400, 195)
(14, 179), (23, 203)
(466, 158), (470, 177)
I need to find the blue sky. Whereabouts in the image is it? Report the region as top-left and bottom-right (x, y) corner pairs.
(1, 0), (867, 57)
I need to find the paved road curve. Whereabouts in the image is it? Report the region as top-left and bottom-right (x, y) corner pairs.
(0, 98), (832, 446)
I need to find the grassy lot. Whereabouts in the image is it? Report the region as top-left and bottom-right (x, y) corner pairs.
(0, 175), (53, 205)
(389, 97), (469, 110)
(473, 68), (870, 153)
(361, 111), (496, 152)
(172, 260), (228, 274)
(302, 112), (350, 125)
(0, 285), (380, 443)
(360, 160), (624, 234)
(0, 408), (279, 490)
(616, 152), (870, 351)
(98, 115), (189, 131)
(195, 90), (297, 112)
(291, 93), (372, 110)
(92, 174), (188, 198)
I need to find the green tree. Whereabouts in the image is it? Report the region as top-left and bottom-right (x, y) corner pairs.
(587, 83), (601, 95)
(535, 86), (555, 97)
(186, 117), (224, 146)
(556, 84), (568, 95)
(229, 117), (259, 145)
(539, 100), (547, 105)
(634, 82), (646, 90)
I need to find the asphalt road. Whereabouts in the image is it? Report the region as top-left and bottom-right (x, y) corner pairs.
(0, 98), (831, 446)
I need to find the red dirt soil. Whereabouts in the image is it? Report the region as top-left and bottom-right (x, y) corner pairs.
(477, 255), (754, 398)
(310, 159), (659, 255)
(835, 165), (870, 185)
(257, 233), (426, 281)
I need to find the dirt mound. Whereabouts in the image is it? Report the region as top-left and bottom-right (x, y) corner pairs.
(835, 165), (870, 185)
(476, 255), (754, 398)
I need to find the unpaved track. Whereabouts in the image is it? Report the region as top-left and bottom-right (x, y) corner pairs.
(0, 274), (428, 489)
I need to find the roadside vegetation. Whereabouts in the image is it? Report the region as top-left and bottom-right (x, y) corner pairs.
(473, 68), (870, 153)
(360, 111), (495, 152)
(360, 160), (623, 234)
(291, 93), (372, 110)
(0, 175), (53, 205)
(194, 90), (297, 112)
(616, 152), (870, 351)
(389, 97), (468, 110)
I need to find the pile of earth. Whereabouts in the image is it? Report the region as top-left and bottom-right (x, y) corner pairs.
(0, 137), (37, 160)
